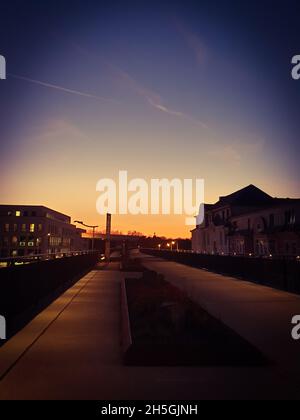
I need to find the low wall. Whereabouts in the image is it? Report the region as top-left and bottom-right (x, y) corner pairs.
(141, 250), (300, 295)
(0, 253), (99, 334)
(120, 278), (132, 354)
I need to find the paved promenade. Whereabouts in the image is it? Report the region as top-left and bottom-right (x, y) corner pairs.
(0, 258), (299, 400)
(141, 255), (300, 386)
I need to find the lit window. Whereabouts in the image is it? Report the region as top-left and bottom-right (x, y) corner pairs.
(21, 224), (26, 232)
(16, 211), (21, 217)
(30, 224), (35, 233)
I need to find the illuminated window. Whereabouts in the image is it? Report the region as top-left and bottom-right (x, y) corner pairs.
(30, 224), (35, 233)
(21, 224), (26, 232)
(16, 211), (21, 217)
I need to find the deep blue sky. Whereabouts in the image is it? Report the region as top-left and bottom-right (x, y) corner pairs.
(0, 0), (299, 236)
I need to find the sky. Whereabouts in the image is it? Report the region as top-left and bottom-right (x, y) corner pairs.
(0, 0), (299, 238)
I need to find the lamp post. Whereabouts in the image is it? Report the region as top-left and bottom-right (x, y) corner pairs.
(47, 233), (51, 257)
(74, 220), (99, 252)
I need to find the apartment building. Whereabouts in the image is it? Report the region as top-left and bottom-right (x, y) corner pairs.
(0, 205), (86, 257)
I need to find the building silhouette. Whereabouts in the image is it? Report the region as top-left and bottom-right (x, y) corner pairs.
(191, 185), (300, 257)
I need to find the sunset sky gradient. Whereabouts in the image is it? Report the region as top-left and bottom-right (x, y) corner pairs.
(0, 0), (299, 237)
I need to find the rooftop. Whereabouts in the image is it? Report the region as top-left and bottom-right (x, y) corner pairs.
(214, 184), (273, 208)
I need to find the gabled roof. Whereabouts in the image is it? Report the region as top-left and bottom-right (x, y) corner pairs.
(199, 185), (300, 219)
(213, 185), (273, 208)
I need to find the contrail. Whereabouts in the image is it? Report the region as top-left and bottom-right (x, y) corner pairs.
(103, 60), (208, 129)
(147, 97), (208, 129)
(9, 73), (119, 103)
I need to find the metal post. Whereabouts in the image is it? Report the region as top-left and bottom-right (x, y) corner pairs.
(105, 213), (111, 262)
(92, 227), (95, 252)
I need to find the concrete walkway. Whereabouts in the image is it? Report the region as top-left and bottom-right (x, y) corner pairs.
(141, 255), (300, 389)
(0, 259), (299, 400)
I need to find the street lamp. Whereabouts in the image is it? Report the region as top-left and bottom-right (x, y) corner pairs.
(74, 220), (99, 252)
(171, 241), (175, 251)
(47, 233), (51, 256)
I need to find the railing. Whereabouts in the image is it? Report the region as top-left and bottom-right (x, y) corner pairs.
(144, 248), (300, 260)
(0, 250), (100, 268)
(0, 251), (101, 337)
(141, 249), (300, 295)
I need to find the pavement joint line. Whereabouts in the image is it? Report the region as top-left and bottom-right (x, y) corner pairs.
(0, 271), (96, 383)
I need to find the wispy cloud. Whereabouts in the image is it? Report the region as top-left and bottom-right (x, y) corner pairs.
(146, 97), (208, 127)
(175, 20), (207, 67)
(208, 138), (265, 166)
(9, 49), (207, 128)
(40, 38), (208, 128)
(104, 59), (208, 128)
(209, 145), (242, 165)
(9, 73), (118, 103)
